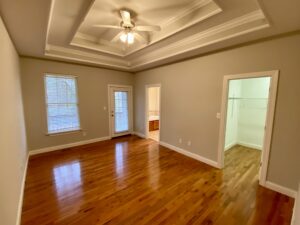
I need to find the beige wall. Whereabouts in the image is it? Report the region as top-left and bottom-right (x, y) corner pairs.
(134, 33), (300, 190)
(0, 17), (27, 225)
(21, 58), (133, 151)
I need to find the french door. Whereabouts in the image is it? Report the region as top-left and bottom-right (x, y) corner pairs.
(108, 85), (133, 137)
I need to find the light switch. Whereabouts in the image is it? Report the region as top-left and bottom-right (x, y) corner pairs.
(216, 112), (221, 119)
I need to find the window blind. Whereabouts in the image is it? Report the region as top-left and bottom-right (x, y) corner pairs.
(45, 75), (80, 134)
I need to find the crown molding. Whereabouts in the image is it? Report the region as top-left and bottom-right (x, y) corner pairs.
(44, 4), (269, 72)
(130, 10), (270, 70)
(45, 44), (131, 70)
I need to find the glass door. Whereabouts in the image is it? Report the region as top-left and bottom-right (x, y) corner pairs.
(109, 86), (132, 137)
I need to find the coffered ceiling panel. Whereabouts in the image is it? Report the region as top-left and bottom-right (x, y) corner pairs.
(70, 0), (222, 57)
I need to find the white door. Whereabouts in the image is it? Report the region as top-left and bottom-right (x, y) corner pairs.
(109, 85), (132, 137)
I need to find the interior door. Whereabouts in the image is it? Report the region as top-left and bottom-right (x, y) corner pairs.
(109, 86), (132, 137)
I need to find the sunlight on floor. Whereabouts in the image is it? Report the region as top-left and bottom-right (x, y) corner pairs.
(149, 130), (159, 141)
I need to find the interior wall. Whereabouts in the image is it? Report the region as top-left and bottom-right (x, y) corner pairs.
(134, 33), (300, 190)
(20, 57), (133, 151)
(148, 87), (160, 116)
(237, 77), (270, 149)
(0, 17), (27, 225)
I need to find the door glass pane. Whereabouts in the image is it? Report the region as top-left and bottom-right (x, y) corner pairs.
(114, 91), (129, 133)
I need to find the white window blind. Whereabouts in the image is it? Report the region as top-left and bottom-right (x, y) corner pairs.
(44, 74), (80, 134)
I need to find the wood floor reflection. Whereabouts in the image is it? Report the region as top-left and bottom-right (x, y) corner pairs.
(21, 136), (294, 225)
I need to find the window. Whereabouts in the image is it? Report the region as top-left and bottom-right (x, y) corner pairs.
(44, 74), (80, 134)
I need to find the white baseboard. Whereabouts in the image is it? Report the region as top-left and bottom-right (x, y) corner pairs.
(291, 183), (300, 225)
(29, 136), (111, 156)
(225, 142), (237, 151)
(133, 131), (146, 139)
(264, 181), (297, 198)
(159, 141), (220, 168)
(225, 141), (262, 151)
(237, 141), (262, 150)
(16, 153), (29, 225)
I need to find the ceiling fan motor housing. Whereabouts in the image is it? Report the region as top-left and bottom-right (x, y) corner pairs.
(121, 21), (135, 29)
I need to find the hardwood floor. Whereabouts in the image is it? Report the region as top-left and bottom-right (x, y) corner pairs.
(21, 136), (294, 225)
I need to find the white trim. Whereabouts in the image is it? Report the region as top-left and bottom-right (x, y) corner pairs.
(291, 183), (300, 225)
(44, 9), (268, 72)
(224, 142), (237, 151)
(16, 154), (29, 225)
(130, 10), (269, 70)
(265, 181), (297, 199)
(217, 70), (279, 187)
(236, 141), (262, 150)
(44, 0), (55, 52)
(132, 131), (146, 139)
(159, 141), (220, 168)
(225, 142), (262, 151)
(29, 136), (111, 156)
(145, 84), (161, 141)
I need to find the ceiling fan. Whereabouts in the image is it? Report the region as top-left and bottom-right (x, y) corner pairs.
(93, 10), (161, 45)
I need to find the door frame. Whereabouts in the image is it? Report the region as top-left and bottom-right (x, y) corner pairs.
(145, 84), (161, 141)
(217, 70), (279, 186)
(108, 84), (133, 138)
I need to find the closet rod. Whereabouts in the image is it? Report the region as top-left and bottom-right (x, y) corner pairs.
(228, 97), (268, 100)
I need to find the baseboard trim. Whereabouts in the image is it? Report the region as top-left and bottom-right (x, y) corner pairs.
(225, 141), (262, 151)
(132, 131), (146, 139)
(291, 183), (300, 225)
(237, 141), (262, 150)
(159, 141), (220, 169)
(264, 181), (297, 198)
(16, 153), (29, 225)
(29, 136), (111, 156)
(225, 142), (237, 151)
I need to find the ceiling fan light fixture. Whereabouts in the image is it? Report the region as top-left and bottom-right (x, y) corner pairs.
(120, 32), (134, 44)
(127, 32), (134, 44)
(120, 33), (127, 42)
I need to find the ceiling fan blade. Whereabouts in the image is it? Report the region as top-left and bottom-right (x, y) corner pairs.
(135, 25), (161, 32)
(93, 25), (122, 29)
(120, 10), (132, 26)
(111, 31), (123, 42)
(134, 33), (147, 44)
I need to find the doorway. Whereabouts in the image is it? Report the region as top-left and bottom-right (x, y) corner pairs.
(108, 85), (133, 138)
(145, 84), (161, 142)
(217, 71), (279, 186)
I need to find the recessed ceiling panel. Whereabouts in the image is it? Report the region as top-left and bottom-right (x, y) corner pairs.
(70, 0), (222, 57)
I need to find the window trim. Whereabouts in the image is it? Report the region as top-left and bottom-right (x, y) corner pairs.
(44, 73), (82, 135)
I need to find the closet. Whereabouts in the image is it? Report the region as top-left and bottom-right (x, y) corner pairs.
(225, 77), (271, 151)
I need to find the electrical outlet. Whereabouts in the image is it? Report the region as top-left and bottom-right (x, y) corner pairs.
(83, 131), (87, 136)
(179, 138), (182, 144)
(187, 140), (192, 146)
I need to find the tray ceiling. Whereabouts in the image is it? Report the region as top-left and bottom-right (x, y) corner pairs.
(2, 0), (300, 72)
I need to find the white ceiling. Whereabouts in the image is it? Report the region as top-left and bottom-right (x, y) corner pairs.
(0, 0), (300, 72)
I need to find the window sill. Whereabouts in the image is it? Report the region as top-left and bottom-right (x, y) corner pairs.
(46, 129), (82, 136)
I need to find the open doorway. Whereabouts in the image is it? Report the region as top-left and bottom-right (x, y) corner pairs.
(217, 71), (278, 186)
(145, 85), (161, 142)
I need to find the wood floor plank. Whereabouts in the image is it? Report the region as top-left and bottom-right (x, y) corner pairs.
(21, 136), (294, 225)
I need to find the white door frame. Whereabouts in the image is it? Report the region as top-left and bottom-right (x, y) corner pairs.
(217, 70), (279, 186)
(145, 84), (161, 141)
(108, 84), (133, 138)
